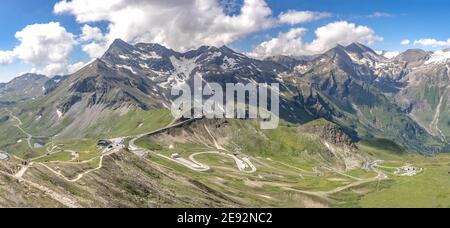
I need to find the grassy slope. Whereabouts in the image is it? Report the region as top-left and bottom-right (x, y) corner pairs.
(4, 105), (450, 207)
(135, 119), (365, 207)
(0, 108), (173, 162)
(332, 139), (450, 208)
(358, 143), (450, 208)
(359, 161), (450, 208)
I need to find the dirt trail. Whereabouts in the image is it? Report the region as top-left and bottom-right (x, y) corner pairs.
(284, 176), (382, 201)
(40, 159), (102, 183)
(204, 125), (227, 151)
(0, 169), (80, 208)
(39, 144), (122, 182)
(9, 111), (33, 149)
(14, 165), (30, 179)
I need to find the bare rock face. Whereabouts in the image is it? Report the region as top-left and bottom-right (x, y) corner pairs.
(319, 123), (357, 149)
(300, 119), (356, 149)
(393, 49), (430, 65)
(299, 119), (366, 171)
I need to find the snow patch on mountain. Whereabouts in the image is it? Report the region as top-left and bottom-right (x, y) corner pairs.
(135, 51), (162, 60)
(426, 50), (450, 64)
(119, 54), (130, 60)
(220, 56), (239, 70)
(139, 63), (149, 69)
(117, 64), (137, 74)
(204, 51), (222, 62)
(159, 56), (200, 88)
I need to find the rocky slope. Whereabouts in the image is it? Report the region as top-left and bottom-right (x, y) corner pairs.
(287, 43), (445, 153)
(0, 74), (48, 105)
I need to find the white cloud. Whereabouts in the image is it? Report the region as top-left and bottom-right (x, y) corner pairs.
(250, 21), (383, 58)
(307, 21), (383, 53)
(414, 38), (450, 47)
(31, 61), (87, 76)
(376, 51), (400, 59)
(278, 10), (331, 25)
(54, 0), (275, 51)
(249, 28), (307, 58)
(0, 51), (16, 65)
(368, 12), (392, 18)
(14, 22), (76, 66)
(35, 63), (68, 76)
(81, 42), (109, 59)
(401, 39), (411, 45)
(384, 51), (400, 59)
(68, 61), (88, 74)
(78, 25), (109, 58)
(54, 0), (330, 53)
(79, 24), (105, 42)
(0, 22), (77, 76)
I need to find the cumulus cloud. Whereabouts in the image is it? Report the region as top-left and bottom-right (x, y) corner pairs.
(383, 51), (400, 59)
(249, 28), (307, 58)
(0, 51), (16, 65)
(376, 51), (400, 59)
(307, 21), (383, 53)
(82, 42), (109, 59)
(0, 22), (77, 76)
(414, 38), (450, 47)
(78, 25), (109, 58)
(33, 63), (68, 76)
(54, 0), (275, 52)
(401, 39), (411, 45)
(250, 21), (383, 58)
(54, 0), (330, 54)
(13, 22), (76, 66)
(79, 24), (105, 42)
(68, 61), (88, 74)
(31, 61), (87, 76)
(278, 10), (331, 25)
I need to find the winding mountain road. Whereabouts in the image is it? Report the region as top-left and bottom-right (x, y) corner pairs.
(2, 114), (393, 204)
(128, 121), (258, 173)
(283, 160), (389, 201)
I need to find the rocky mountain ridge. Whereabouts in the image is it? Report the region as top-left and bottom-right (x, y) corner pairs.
(5, 39), (450, 154)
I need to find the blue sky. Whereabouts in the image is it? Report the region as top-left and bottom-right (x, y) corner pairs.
(1, 0), (449, 82)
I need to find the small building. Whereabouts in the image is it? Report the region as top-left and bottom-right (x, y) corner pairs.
(97, 139), (112, 148)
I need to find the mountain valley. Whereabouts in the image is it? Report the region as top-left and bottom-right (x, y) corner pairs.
(1, 40), (450, 208)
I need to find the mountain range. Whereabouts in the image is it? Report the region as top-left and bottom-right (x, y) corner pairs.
(3, 39), (450, 154)
(2, 39), (450, 207)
